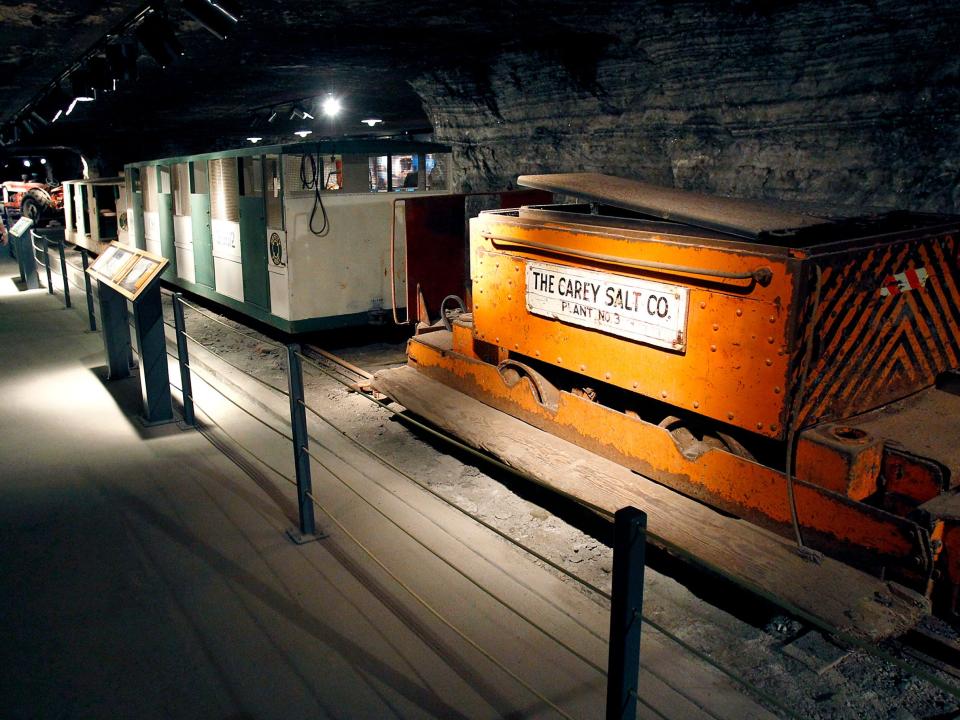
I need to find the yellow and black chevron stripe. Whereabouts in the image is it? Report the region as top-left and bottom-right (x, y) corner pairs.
(797, 231), (960, 427)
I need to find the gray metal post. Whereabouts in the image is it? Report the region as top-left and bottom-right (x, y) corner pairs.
(56, 240), (71, 308)
(80, 248), (96, 331)
(40, 232), (53, 294)
(606, 506), (647, 720)
(14, 229), (39, 289)
(96, 280), (131, 379)
(131, 282), (173, 425)
(171, 293), (195, 426)
(286, 343), (319, 543)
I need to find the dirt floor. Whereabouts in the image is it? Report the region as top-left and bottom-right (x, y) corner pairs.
(160, 293), (960, 720)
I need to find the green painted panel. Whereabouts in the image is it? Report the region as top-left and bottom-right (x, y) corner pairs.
(157, 194), (177, 280)
(132, 192), (145, 250)
(190, 194), (214, 288)
(239, 195), (269, 311)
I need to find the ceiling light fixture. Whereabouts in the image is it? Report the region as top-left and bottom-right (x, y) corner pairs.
(267, 109), (278, 123)
(361, 118), (383, 127)
(210, 0), (242, 21)
(40, 158), (47, 165)
(66, 97), (94, 116)
(290, 106), (314, 121)
(293, 130), (312, 138)
(247, 137), (262, 144)
(183, 0), (239, 40)
(322, 96), (342, 117)
(23, 159), (32, 168)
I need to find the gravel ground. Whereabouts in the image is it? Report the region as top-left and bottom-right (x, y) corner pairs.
(158, 293), (960, 720)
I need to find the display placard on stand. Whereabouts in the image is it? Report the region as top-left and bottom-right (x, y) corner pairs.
(88, 243), (174, 425)
(9, 215), (34, 238)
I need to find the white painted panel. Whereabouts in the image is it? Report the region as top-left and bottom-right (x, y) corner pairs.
(269, 272), (290, 319)
(125, 206), (138, 248)
(173, 215), (193, 248)
(175, 245), (196, 284)
(144, 210), (161, 256)
(211, 218), (241, 261)
(214, 256), (244, 302)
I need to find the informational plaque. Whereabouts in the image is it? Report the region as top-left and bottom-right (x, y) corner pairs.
(9, 216), (34, 238)
(87, 242), (168, 301)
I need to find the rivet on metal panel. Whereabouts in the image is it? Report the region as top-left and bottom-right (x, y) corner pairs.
(773, 387), (781, 394)
(767, 336), (775, 344)
(514, 265), (519, 272)
(728, 412), (735, 420)
(580, 364), (586, 371)
(495, 337), (500, 343)
(507, 294), (512, 300)
(736, 308), (743, 317)
(605, 372), (611, 380)
(693, 401), (700, 409)
(765, 358), (773, 366)
(535, 350), (541, 357)
(769, 315), (776, 324)
(757, 422), (764, 430)
(712, 323), (719, 331)
(710, 344), (717, 352)
(475, 302), (481, 308)
(632, 381), (639, 389)
(661, 390), (668, 399)
(770, 424), (778, 431)
(557, 357), (563, 364)
(699, 301), (706, 309)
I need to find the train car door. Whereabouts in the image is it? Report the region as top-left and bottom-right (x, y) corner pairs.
(157, 164), (177, 280)
(238, 156), (270, 311)
(126, 169), (146, 250)
(190, 161), (215, 288)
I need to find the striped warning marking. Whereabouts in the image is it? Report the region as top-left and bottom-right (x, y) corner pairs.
(880, 267), (930, 297)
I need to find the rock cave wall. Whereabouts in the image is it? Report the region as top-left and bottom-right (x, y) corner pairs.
(412, 0), (960, 214)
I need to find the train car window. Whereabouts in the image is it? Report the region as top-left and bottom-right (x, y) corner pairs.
(323, 155), (343, 191)
(209, 157), (240, 222)
(391, 154), (419, 192)
(142, 166), (158, 213)
(282, 154), (314, 198)
(190, 161), (208, 194)
(264, 154), (282, 229)
(130, 167), (141, 193)
(171, 163), (190, 216)
(369, 155), (388, 192)
(426, 153), (449, 191)
(239, 156), (263, 197)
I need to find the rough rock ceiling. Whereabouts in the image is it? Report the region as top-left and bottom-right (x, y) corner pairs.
(0, 0), (614, 164)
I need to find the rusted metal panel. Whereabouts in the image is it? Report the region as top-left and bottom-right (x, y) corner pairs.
(517, 172), (825, 239)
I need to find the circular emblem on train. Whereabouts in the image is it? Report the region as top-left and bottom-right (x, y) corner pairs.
(269, 231), (285, 266)
(118, 211), (128, 231)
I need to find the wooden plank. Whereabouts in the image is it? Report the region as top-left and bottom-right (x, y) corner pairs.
(374, 365), (929, 641)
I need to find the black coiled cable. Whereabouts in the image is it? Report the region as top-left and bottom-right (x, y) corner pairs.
(299, 152), (330, 237)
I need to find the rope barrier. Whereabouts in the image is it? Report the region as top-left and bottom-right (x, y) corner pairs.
(177, 297), (284, 348)
(300, 443), (608, 675)
(183, 363), (295, 444)
(292, 351), (960, 703)
(296, 351), (612, 519)
(180, 329), (290, 397)
(176, 386), (578, 720)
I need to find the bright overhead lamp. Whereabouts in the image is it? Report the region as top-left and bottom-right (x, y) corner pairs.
(293, 130), (312, 138)
(23, 159), (32, 168)
(267, 109), (278, 123)
(183, 0), (239, 40)
(322, 96), (341, 117)
(247, 137), (262, 144)
(40, 158), (47, 165)
(360, 118), (383, 127)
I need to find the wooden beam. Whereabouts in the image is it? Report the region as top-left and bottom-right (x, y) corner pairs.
(374, 365), (928, 641)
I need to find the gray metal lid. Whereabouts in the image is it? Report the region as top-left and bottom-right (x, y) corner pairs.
(517, 172), (827, 240)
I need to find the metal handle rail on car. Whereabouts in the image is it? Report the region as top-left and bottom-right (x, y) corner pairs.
(483, 232), (774, 286)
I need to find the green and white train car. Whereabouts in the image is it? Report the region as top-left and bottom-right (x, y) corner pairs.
(123, 139), (453, 332)
(63, 176), (130, 254)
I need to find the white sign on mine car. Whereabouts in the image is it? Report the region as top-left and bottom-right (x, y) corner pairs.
(525, 260), (689, 350)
